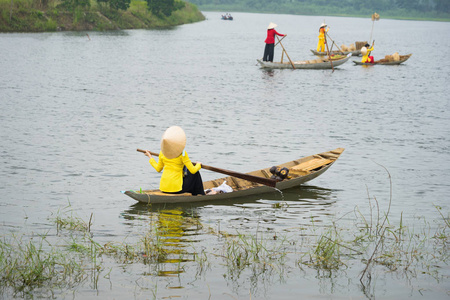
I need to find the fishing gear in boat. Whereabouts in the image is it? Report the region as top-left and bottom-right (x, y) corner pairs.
(270, 166), (290, 181)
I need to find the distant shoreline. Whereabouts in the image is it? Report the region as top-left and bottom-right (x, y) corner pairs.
(199, 9), (450, 23)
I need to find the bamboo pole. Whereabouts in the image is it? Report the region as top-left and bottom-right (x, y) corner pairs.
(324, 34), (334, 72)
(276, 36), (295, 69)
(326, 33), (345, 54)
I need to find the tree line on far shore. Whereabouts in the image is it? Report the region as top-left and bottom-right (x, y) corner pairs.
(189, 0), (450, 20)
(39, 0), (185, 17)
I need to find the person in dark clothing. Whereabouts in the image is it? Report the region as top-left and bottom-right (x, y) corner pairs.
(263, 22), (286, 62)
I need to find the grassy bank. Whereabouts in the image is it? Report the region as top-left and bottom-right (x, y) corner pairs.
(0, 0), (205, 32)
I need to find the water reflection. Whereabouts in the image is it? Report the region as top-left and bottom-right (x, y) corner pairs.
(1, 12), (449, 299)
(122, 206), (202, 277)
(124, 185), (334, 213)
(123, 185), (338, 236)
(62, 30), (131, 37)
(121, 184), (338, 282)
(261, 69), (276, 78)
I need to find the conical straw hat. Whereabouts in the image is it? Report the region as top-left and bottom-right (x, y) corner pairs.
(160, 126), (186, 159)
(267, 22), (277, 29)
(320, 22), (327, 28)
(361, 46), (368, 56)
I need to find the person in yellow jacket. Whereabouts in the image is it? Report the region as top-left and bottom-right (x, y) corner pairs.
(361, 42), (375, 63)
(145, 126), (205, 195)
(317, 23), (329, 52)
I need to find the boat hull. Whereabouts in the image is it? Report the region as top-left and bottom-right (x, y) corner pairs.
(353, 54), (412, 65)
(311, 49), (361, 56)
(123, 148), (344, 204)
(256, 53), (351, 70)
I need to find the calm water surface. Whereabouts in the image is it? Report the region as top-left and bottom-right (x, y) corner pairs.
(1, 11), (449, 299)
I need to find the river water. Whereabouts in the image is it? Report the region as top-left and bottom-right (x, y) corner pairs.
(1, 11), (449, 299)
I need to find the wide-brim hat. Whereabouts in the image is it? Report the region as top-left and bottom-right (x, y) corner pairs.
(320, 22), (327, 28)
(267, 22), (277, 29)
(160, 126), (186, 159)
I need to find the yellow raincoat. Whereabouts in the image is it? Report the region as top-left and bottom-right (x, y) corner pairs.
(317, 27), (329, 52)
(149, 151), (201, 193)
(361, 46), (374, 63)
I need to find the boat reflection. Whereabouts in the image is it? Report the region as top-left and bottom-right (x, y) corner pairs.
(121, 185), (336, 278)
(123, 185), (335, 214)
(121, 207), (202, 277)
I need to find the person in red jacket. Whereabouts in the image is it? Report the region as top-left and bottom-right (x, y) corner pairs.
(263, 22), (286, 62)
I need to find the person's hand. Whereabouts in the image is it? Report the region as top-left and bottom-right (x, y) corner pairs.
(196, 161), (202, 166)
(145, 150), (152, 159)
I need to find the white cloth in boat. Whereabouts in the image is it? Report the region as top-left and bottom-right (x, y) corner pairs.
(205, 180), (233, 194)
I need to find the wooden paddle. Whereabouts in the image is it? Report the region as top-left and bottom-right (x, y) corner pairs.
(367, 40), (375, 59)
(276, 36), (295, 69)
(324, 33), (334, 73)
(136, 149), (278, 188)
(274, 35), (286, 47)
(325, 33), (345, 54)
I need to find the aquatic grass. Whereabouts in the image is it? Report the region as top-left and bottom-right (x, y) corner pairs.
(139, 227), (168, 263)
(221, 227), (290, 280)
(359, 163), (395, 283)
(192, 246), (210, 277)
(2, 184), (449, 299)
(0, 233), (86, 296)
(307, 227), (344, 270)
(51, 205), (193, 266)
(434, 204), (450, 230)
(271, 201), (289, 209)
(50, 202), (92, 234)
(292, 164), (450, 297)
(294, 207), (450, 295)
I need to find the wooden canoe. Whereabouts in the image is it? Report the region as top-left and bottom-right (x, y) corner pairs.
(353, 54), (412, 65)
(256, 53), (351, 70)
(123, 148), (344, 204)
(311, 49), (361, 57)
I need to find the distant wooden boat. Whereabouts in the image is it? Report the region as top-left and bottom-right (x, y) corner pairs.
(221, 15), (233, 20)
(257, 53), (351, 69)
(353, 54), (412, 65)
(311, 49), (361, 56)
(123, 148), (344, 204)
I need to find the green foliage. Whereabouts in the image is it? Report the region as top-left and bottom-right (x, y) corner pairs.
(58, 0), (91, 10)
(0, 0), (204, 32)
(129, 0), (148, 16)
(110, 0), (131, 10)
(146, 0), (183, 17)
(97, 0), (131, 11)
(73, 6), (82, 23)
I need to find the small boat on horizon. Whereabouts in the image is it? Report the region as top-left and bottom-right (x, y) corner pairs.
(221, 14), (233, 20)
